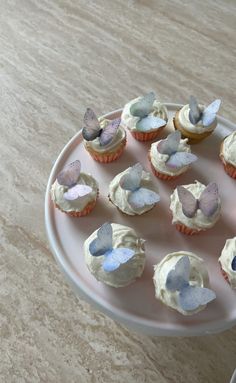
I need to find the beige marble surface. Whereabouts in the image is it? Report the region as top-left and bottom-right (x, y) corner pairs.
(1, 1), (236, 382)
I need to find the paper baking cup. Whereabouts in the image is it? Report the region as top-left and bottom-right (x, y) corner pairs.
(85, 139), (126, 163)
(175, 223), (201, 236)
(131, 126), (165, 142)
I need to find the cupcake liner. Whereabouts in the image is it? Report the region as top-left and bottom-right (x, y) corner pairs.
(175, 222), (201, 236)
(148, 152), (180, 181)
(85, 138), (126, 163)
(220, 265), (230, 285)
(220, 146), (236, 179)
(130, 125), (166, 142)
(54, 191), (99, 217)
(173, 112), (213, 145)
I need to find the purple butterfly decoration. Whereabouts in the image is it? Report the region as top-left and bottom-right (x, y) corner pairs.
(189, 96), (221, 127)
(89, 222), (135, 272)
(166, 256), (216, 311)
(177, 183), (219, 218)
(57, 160), (92, 201)
(231, 256), (236, 271)
(82, 108), (121, 146)
(119, 163), (160, 209)
(157, 131), (198, 169)
(130, 92), (166, 132)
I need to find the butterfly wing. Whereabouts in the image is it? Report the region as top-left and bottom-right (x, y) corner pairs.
(177, 186), (198, 218)
(89, 222), (113, 257)
(157, 131), (181, 156)
(188, 95), (201, 125)
(166, 256), (190, 292)
(179, 285), (216, 311)
(82, 108), (101, 141)
(231, 256), (236, 271)
(136, 116), (166, 132)
(63, 184), (92, 201)
(57, 160), (81, 187)
(130, 92), (155, 118)
(128, 187), (160, 209)
(103, 248), (135, 272)
(166, 152), (198, 169)
(99, 118), (121, 146)
(199, 182), (219, 217)
(202, 99), (221, 126)
(119, 163), (143, 191)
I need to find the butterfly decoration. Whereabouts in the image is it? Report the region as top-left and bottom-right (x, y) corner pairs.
(82, 108), (121, 146)
(89, 222), (135, 272)
(177, 182), (219, 218)
(119, 163), (160, 209)
(188, 95), (221, 127)
(157, 131), (198, 169)
(129, 92), (166, 132)
(166, 256), (216, 311)
(231, 255), (236, 271)
(57, 160), (93, 201)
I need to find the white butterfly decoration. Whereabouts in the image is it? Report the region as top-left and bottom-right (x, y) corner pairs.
(188, 95), (221, 126)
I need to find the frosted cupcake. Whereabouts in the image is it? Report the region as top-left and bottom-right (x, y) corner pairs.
(108, 163), (160, 216)
(174, 96), (221, 144)
(219, 237), (236, 289)
(153, 252), (216, 315)
(51, 160), (98, 217)
(149, 131), (198, 180)
(220, 131), (236, 179)
(82, 108), (126, 163)
(121, 92), (168, 141)
(170, 181), (221, 235)
(84, 222), (145, 287)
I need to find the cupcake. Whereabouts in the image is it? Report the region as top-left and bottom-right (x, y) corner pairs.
(108, 163), (160, 216)
(170, 180), (221, 235)
(121, 92), (167, 141)
(82, 108), (126, 163)
(219, 131), (236, 179)
(219, 237), (236, 288)
(174, 96), (221, 144)
(153, 252), (216, 315)
(84, 222), (145, 287)
(149, 131), (198, 180)
(51, 160), (98, 217)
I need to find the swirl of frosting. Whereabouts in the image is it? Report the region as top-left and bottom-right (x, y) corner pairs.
(178, 104), (217, 134)
(153, 251), (210, 315)
(109, 167), (158, 215)
(170, 181), (221, 230)
(222, 132), (236, 166)
(150, 138), (191, 176)
(51, 173), (98, 212)
(121, 97), (168, 131)
(219, 237), (236, 288)
(84, 223), (145, 287)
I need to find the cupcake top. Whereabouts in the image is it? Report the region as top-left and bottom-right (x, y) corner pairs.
(219, 237), (236, 289)
(153, 251), (216, 315)
(109, 163), (160, 215)
(51, 160), (98, 213)
(150, 131), (197, 176)
(222, 131), (236, 167)
(178, 96), (221, 134)
(170, 180), (221, 230)
(82, 108), (125, 153)
(84, 222), (145, 287)
(121, 92), (167, 132)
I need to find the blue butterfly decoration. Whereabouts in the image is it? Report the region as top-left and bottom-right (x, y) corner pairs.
(166, 256), (216, 311)
(89, 223), (135, 272)
(189, 95), (221, 127)
(119, 163), (160, 209)
(231, 255), (236, 271)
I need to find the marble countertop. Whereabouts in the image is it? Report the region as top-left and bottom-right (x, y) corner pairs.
(1, 1), (236, 382)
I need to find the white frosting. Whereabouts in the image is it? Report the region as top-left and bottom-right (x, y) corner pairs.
(153, 251), (210, 315)
(178, 104), (216, 134)
(51, 173), (98, 213)
(150, 138), (191, 176)
(121, 97), (168, 131)
(84, 223), (145, 287)
(170, 181), (221, 230)
(222, 132), (236, 166)
(84, 118), (126, 153)
(109, 166), (159, 215)
(219, 237), (236, 289)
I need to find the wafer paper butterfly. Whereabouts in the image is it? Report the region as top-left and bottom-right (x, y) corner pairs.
(166, 256), (216, 311)
(82, 108), (121, 146)
(119, 163), (160, 209)
(232, 255), (236, 271)
(188, 95), (221, 126)
(89, 222), (135, 272)
(157, 131), (198, 168)
(177, 182), (219, 218)
(130, 92), (166, 131)
(57, 160), (93, 201)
